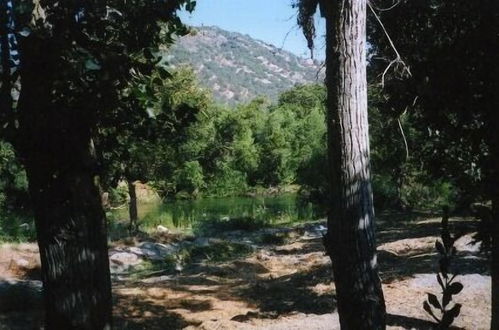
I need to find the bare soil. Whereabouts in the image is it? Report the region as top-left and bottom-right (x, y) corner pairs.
(0, 212), (491, 329)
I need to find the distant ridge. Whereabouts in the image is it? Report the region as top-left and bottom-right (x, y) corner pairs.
(167, 26), (325, 104)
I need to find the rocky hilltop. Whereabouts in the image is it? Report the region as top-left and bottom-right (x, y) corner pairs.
(167, 26), (325, 104)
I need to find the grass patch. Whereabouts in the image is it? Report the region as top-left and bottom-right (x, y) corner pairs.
(0, 212), (36, 243)
(128, 258), (178, 280)
(193, 216), (269, 236)
(188, 241), (253, 263)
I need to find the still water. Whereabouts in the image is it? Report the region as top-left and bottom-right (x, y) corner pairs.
(112, 194), (324, 231)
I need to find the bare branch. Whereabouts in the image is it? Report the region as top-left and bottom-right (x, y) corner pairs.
(368, 0), (411, 87)
(370, 0), (402, 12)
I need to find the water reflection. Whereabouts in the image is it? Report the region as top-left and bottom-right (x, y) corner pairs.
(112, 194), (324, 231)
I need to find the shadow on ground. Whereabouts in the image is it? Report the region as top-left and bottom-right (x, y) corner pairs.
(235, 263), (335, 315)
(113, 295), (199, 330)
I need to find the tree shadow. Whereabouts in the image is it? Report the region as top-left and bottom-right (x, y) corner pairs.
(113, 295), (199, 330)
(387, 313), (464, 330)
(376, 211), (478, 245)
(235, 263), (336, 316)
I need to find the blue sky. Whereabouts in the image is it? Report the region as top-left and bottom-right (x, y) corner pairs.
(179, 0), (325, 59)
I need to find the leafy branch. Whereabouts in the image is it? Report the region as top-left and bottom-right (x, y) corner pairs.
(423, 207), (463, 329)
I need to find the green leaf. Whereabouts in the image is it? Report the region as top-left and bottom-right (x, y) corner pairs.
(427, 293), (441, 310)
(146, 108), (156, 119)
(144, 48), (154, 60)
(449, 303), (462, 318)
(448, 282), (463, 295)
(152, 77), (163, 86)
(158, 67), (172, 80)
(186, 1), (197, 13)
(423, 301), (440, 323)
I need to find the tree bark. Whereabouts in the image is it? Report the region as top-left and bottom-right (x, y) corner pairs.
(323, 0), (386, 328)
(15, 35), (113, 330)
(0, 0), (13, 117)
(127, 179), (138, 234)
(483, 2), (499, 328)
(492, 195), (499, 330)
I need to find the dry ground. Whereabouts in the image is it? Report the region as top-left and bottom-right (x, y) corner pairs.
(0, 212), (491, 329)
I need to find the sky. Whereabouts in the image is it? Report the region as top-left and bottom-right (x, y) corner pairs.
(179, 0), (326, 60)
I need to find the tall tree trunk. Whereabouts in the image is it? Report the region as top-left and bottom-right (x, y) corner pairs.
(484, 2), (499, 328)
(492, 195), (499, 330)
(15, 35), (113, 330)
(127, 179), (138, 234)
(0, 0), (14, 117)
(323, 1), (386, 328)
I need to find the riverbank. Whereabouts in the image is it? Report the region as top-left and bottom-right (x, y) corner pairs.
(0, 212), (491, 329)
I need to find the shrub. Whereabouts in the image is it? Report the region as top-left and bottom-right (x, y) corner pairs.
(423, 208), (463, 328)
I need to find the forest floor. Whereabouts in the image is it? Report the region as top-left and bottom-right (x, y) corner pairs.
(0, 211), (491, 329)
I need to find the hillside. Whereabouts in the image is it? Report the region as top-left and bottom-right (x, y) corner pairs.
(166, 26), (325, 104)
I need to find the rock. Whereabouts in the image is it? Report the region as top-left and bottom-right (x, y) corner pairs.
(127, 246), (145, 256)
(109, 252), (142, 273)
(193, 237), (211, 247)
(156, 225), (170, 234)
(137, 242), (176, 260)
(140, 275), (174, 284)
(12, 258), (30, 269)
(155, 243), (177, 255)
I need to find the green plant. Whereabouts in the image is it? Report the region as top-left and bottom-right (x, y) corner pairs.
(193, 216), (268, 236)
(0, 212), (36, 242)
(189, 241), (253, 263)
(423, 207), (463, 328)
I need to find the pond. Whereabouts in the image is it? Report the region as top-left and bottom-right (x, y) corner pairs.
(111, 194), (325, 233)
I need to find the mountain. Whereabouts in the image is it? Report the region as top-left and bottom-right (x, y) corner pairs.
(166, 26), (324, 104)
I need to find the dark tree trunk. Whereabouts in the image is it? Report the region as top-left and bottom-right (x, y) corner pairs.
(484, 3), (499, 328)
(492, 195), (499, 330)
(323, 0), (386, 328)
(0, 0), (13, 116)
(15, 35), (113, 330)
(127, 179), (138, 234)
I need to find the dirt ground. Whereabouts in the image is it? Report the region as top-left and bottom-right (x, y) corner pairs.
(0, 212), (492, 329)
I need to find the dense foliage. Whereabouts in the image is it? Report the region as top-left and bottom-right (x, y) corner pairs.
(0, 76), (462, 239)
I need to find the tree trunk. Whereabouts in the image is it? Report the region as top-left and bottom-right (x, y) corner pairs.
(0, 0), (14, 116)
(127, 179), (138, 234)
(484, 3), (499, 328)
(15, 35), (113, 330)
(492, 195), (499, 330)
(323, 1), (386, 328)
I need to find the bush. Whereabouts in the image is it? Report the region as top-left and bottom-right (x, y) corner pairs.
(173, 161), (205, 197)
(188, 241), (253, 262)
(372, 174), (400, 209)
(108, 185), (129, 206)
(0, 213), (36, 242)
(401, 175), (458, 211)
(205, 165), (248, 197)
(193, 216), (268, 236)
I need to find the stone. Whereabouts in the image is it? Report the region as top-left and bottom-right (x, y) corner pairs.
(140, 275), (174, 284)
(109, 252), (142, 273)
(137, 242), (176, 260)
(156, 225), (170, 234)
(12, 258), (30, 269)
